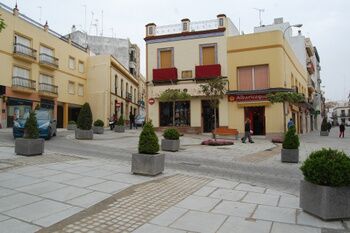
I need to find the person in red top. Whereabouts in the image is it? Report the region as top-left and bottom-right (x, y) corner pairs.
(339, 123), (345, 138)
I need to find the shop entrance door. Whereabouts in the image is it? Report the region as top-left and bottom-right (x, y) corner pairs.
(202, 100), (218, 133)
(244, 107), (265, 135)
(57, 105), (63, 128)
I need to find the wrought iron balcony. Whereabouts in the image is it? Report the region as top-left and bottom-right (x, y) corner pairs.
(126, 92), (132, 102)
(13, 43), (37, 61)
(12, 76), (36, 90)
(38, 83), (58, 95)
(39, 53), (59, 69)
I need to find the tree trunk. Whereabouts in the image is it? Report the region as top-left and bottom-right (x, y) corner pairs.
(172, 101), (175, 126)
(283, 101), (286, 133)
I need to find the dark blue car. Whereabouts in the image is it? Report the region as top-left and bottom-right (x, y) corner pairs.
(13, 110), (57, 140)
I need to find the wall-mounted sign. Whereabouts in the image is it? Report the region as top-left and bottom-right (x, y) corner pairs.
(148, 98), (155, 105)
(228, 94), (268, 102)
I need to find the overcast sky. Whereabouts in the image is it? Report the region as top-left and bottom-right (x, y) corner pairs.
(2, 0), (349, 101)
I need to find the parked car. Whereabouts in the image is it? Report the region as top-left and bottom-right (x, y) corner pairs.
(13, 110), (57, 140)
(135, 115), (145, 127)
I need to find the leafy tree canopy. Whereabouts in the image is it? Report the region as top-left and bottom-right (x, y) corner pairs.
(200, 78), (227, 101)
(267, 92), (305, 104)
(0, 15), (6, 32)
(159, 89), (191, 102)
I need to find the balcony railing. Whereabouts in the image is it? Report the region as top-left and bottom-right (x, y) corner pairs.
(155, 19), (219, 36)
(307, 62), (315, 74)
(13, 43), (37, 60)
(12, 76), (36, 90)
(126, 92), (132, 102)
(195, 64), (221, 79)
(39, 53), (59, 68)
(39, 83), (58, 94)
(153, 68), (178, 82)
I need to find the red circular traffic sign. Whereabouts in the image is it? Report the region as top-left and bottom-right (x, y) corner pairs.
(148, 98), (155, 105)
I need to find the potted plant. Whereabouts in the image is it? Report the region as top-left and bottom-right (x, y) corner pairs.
(75, 103), (93, 140)
(132, 121), (164, 176)
(67, 121), (77, 130)
(300, 148), (350, 220)
(281, 126), (299, 163)
(15, 111), (44, 156)
(114, 115), (125, 133)
(161, 128), (180, 152)
(93, 119), (104, 134)
(320, 117), (329, 136)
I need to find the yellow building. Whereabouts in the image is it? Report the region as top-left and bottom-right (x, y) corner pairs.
(145, 15), (239, 133)
(0, 4), (143, 128)
(227, 30), (310, 137)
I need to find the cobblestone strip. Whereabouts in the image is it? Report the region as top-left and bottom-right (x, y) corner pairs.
(38, 174), (211, 233)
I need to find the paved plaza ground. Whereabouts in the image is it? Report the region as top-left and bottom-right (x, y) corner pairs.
(0, 127), (349, 232)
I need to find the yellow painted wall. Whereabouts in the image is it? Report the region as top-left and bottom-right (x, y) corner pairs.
(227, 30), (308, 135)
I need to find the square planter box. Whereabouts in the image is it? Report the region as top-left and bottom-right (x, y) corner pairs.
(114, 125), (125, 133)
(281, 148), (299, 163)
(320, 131), (329, 136)
(67, 124), (77, 130)
(15, 138), (44, 156)
(161, 139), (180, 152)
(300, 179), (350, 220)
(131, 153), (165, 176)
(93, 126), (104, 134)
(75, 129), (93, 140)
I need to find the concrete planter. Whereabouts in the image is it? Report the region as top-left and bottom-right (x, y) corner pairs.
(300, 179), (350, 220)
(281, 148), (299, 163)
(320, 131), (329, 136)
(114, 125), (125, 133)
(75, 129), (93, 140)
(15, 138), (44, 156)
(67, 124), (77, 130)
(93, 126), (104, 134)
(161, 139), (180, 152)
(131, 153), (165, 176)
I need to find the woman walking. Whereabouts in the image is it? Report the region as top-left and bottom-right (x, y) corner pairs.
(339, 123), (345, 138)
(241, 118), (254, 143)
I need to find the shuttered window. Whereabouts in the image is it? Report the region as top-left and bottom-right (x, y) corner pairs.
(15, 35), (30, 47)
(159, 50), (172, 68)
(40, 46), (53, 56)
(201, 46), (216, 65)
(238, 65), (269, 91)
(13, 67), (30, 79)
(40, 74), (53, 84)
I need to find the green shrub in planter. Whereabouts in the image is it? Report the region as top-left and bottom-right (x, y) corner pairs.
(282, 126), (299, 149)
(68, 121), (76, 125)
(77, 103), (93, 130)
(93, 119), (104, 127)
(163, 128), (180, 140)
(300, 148), (350, 187)
(116, 115), (124, 126)
(24, 111), (39, 139)
(138, 121), (159, 154)
(321, 118), (328, 132)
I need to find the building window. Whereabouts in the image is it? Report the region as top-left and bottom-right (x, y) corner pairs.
(159, 101), (190, 127)
(40, 45), (54, 59)
(78, 61), (84, 73)
(158, 48), (173, 68)
(148, 27), (153, 35)
(183, 22), (188, 31)
(219, 18), (224, 27)
(68, 81), (75, 94)
(13, 66), (30, 79)
(238, 65), (269, 91)
(78, 84), (84, 96)
(200, 44), (217, 65)
(69, 56), (76, 70)
(14, 34), (31, 47)
(134, 88), (137, 103)
(114, 75), (118, 94)
(121, 79), (124, 98)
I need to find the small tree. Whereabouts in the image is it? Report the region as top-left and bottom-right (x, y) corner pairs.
(159, 89), (190, 126)
(116, 115), (124, 126)
(138, 121), (159, 154)
(321, 117), (328, 131)
(267, 92), (305, 133)
(0, 15), (6, 33)
(283, 126), (300, 149)
(200, 78), (227, 133)
(77, 103), (93, 130)
(24, 111), (39, 139)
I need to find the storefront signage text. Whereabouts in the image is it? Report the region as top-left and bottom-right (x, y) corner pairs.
(229, 94), (268, 102)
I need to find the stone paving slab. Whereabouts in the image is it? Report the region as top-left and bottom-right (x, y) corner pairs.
(217, 216), (272, 233)
(38, 174), (211, 233)
(0, 218), (41, 233)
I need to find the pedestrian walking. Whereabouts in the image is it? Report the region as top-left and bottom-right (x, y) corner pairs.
(287, 118), (294, 129)
(339, 123), (345, 138)
(327, 122), (332, 132)
(129, 111), (134, 130)
(241, 118), (254, 143)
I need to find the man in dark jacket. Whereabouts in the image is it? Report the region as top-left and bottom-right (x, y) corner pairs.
(339, 123), (345, 138)
(241, 118), (254, 143)
(129, 112), (134, 130)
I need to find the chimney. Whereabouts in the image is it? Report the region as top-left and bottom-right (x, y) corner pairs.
(72, 25), (76, 33)
(298, 30), (302, 36)
(181, 18), (190, 32)
(145, 23), (156, 37)
(13, 3), (19, 16)
(274, 17), (284, 24)
(217, 14), (227, 28)
(44, 21), (49, 32)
